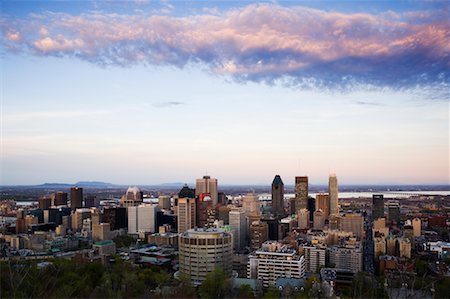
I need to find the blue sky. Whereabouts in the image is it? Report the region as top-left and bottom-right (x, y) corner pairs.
(1, 1), (449, 185)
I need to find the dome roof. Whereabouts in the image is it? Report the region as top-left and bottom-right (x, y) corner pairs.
(178, 185), (195, 198)
(126, 186), (141, 196)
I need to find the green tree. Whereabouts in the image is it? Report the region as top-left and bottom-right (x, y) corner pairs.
(263, 285), (279, 299)
(237, 284), (254, 298)
(198, 267), (230, 299)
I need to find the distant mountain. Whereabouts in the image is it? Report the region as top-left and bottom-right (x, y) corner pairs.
(74, 181), (115, 187)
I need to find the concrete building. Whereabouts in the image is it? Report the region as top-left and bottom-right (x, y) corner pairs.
(372, 194), (384, 220)
(248, 241), (306, 287)
(158, 196), (171, 210)
(52, 191), (68, 206)
(386, 234), (396, 256)
(70, 187), (83, 211)
(93, 240), (116, 256)
(93, 223), (111, 241)
(242, 193), (261, 217)
(313, 209), (325, 230)
(120, 186), (143, 207)
(178, 228), (233, 286)
(374, 237), (386, 257)
(71, 208), (91, 231)
(250, 221), (269, 250)
(196, 175), (218, 206)
(339, 214), (364, 238)
(387, 201), (401, 224)
(271, 175), (285, 217)
(328, 174), (339, 215)
(398, 237), (411, 259)
(294, 176), (308, 212)
(297, 208), (309, 229)
(412, 218), (421, 237)
(177, 197), (196, 233)
(303, 245), (326, 273)
(315, 193), (329, 220)
(128, 204), (158, 234)
(39, 197), (51, 210)
(230, 208), (247, 251)
(328, 245), (363, 273)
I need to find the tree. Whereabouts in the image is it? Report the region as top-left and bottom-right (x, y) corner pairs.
(198, 267), (230, 299)
(237, 284), (254, 298)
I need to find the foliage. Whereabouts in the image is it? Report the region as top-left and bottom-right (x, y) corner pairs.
(236, 284), (254, 298)
(198, 267), (230, 299)
(113, 235), (136, 248)
(263, 285), (279, 299)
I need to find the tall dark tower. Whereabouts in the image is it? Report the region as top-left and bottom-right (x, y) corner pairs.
(271, 175), (285, 217)
(70, 187), (83, 211)
(372, 194), (384, 220)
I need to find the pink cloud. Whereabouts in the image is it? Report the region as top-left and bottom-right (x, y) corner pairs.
(2, 4), (449, 90)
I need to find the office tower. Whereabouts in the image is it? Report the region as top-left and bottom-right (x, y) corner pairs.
(339, 214), (364, 238)
(328, 174), (339, 215)
(372, 194), (384, 220)
(247, 241), (306, 287)
(271, 175), (285, 217)
(38, 197), (51, 210)
(250, 221), (269, 250)
(15, 209), (26, 234)
(217, 192), (227, 206)
(412, 218), (421, 237)
(101, 207), (127, 230)
(158, 196), (171, 210)
(307, 197), (315, 222)
(278, 216), (296, 240)
(92, 223), (111, 241)
(196, 175), (218, 206)
(71, 208), (91, 231)
(297, 208), (309, 229)
(315, 193), (330, 220)
(387, 201), (400, 224)
(230, 208), (247, 251)
(261, 217), (279, 240)
(289, 197), (296, 215)
(197, 193), (215, 228)
(313, 209), (325, 230)
(177, 197), (196, 233)
(328, 245), (363, 273)
(329, 214), (340, 230)
(53, 191), (68, 206)
(386, 234), (396, 255)
(398, 237), (411, 258)
(374, 237), (386, 257)
(179, 228), (232, 286)
(295, 176), (308, 212)
(242, 193), (261, 216)
(218, 205), (231, 224)
(303, 245), (326, 273)
(403, 220), (414, 243)
(373, 218), (386, 230)
(120, 186), (143, 207)
(128, 204), (157, 234)
(84, 196), (98, 208)
(70, 187), (83, 211)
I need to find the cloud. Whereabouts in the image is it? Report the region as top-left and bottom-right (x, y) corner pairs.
(355, 101), (385, 106)
(1, 4), (449, 93)
(152, 101), (184, 108)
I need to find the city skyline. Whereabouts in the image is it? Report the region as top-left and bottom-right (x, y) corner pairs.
(2, 1), (449, 185)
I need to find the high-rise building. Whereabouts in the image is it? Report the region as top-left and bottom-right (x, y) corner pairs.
(247, 241), (306, 287)
(218, 205), (231, 224)
(315, 193), (330, 220)
(70, 187), (83, 211)
(303, 245), (326, 273)
(250, 221), (269, 250)
(84, 196), (98, 208)
(53, 191), (68, 206)
(307, 197), (315, 222)
(328, 245), (363, 273)
(328, 174), (339, 215)
(374, 237), (386, 257)
(313, 209), (325, 230)
(297, 208), (309, 229)
(128, 204), (158, 234)
(294, 176), (308, 212)
(271, 175), (285, 217)
(196, 175), (218, 206)
(101, 207), (127, 231)
(230, 208), (247, 251)
(386, 234), (396, 255)
(177, 197), (196, 233)
(120, 186), (143, 207)
(372, 194), (384, 220)
(71, 208), (91, 231)
(38, 197), (52, 210)
(158, 196), (171, 210)
(339, 214), (364, 238)
(398, 237), (411, 259)
(387, 201), (400, 224)
(179, 228), (232, 286)
(196, 193), (215, 228)
(412, 218), (421, 237)
(92, 223), (111, 241)
(242, 193), (261, 216)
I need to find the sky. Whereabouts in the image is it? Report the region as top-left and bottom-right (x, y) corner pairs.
(1, 0), (449, 186)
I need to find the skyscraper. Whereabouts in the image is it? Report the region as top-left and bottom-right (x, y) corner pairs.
(315, 193), (330, 220)
(295, 176), (308, 212)
(120, 186), (143, 207)
(328, 174), (339, 215)
(177, 185), (197, 233)
(196, 175), (218, 206)
(53, 191), (68, 206)
(229, 208), (247, 251)
(70, 187), (83, 211)
(242, 193), (261, 217)
(372, 194), (384, 220)
(271, 175), (285, 217)
(387, 201), (401, 225)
